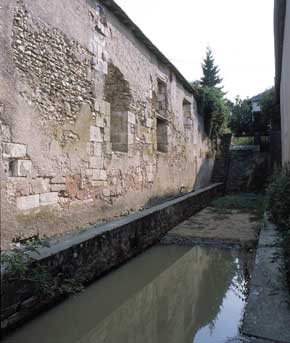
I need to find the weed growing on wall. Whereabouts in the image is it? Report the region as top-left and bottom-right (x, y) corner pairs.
(1, 238), (83, 298)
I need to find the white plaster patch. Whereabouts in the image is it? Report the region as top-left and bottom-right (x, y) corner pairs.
(17, 194), (40, 210)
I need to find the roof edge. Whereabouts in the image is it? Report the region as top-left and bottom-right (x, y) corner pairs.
(99, 0), (197, 96)
(274, 0), (287, 100)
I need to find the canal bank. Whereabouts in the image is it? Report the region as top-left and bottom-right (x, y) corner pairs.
(1, 183), (222, 332)
(2, 191), (290, 342)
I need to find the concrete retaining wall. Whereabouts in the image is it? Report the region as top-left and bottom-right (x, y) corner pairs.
(1, 183), (223, 333)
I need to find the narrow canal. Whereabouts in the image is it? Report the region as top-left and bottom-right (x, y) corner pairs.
(3, 245), (253, 343)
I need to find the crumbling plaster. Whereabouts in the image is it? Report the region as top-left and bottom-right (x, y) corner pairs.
(0, 0), (213, 250)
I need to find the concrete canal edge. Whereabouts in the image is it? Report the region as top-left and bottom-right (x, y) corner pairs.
(1, 183), (223, 333)
(242, 216), (290, 343)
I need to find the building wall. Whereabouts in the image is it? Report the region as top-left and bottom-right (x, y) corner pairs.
(280, 1), (290, 163)
(0, 0), (213, 249)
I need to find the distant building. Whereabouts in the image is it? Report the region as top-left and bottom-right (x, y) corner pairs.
(274, 0), (290, 164)
(249, 90), (271, 113)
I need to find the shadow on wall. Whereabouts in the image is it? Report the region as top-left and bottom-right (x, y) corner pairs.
(144, 157), (215, 209)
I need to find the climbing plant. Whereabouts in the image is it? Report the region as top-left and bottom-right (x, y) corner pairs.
(193, 84), (229, 143)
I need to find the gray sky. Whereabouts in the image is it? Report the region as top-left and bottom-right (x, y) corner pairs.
(116, 0), (275, 100)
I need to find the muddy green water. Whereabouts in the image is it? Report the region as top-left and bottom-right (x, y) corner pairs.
(3, 245), (253, 343)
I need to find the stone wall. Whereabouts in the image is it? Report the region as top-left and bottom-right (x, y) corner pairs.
(225, 147), (270, 194)
(1, 183), (223, 332)
(0, 0), (213, 250)
(280, 1), (290, 164)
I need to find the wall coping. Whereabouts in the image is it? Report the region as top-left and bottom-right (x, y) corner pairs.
(28, 183), (222, 261)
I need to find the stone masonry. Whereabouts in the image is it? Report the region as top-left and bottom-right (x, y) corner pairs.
(0, 0), (214, 249)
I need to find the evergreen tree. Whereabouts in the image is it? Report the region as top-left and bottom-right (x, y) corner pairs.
(200, 47), (223, 88)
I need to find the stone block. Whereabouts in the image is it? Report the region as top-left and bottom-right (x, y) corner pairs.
(91, 142), (102, 156)
(50, 175), (65, 184)
(96, 115), (104, 128)
(90, 126), (102, 142)
(31, 178), (50, 194)
(90, 156), (103, 169)
(99, 100), (106, 115)
(17, 195), (40, 210)
(40, 192), (59, 206)
(128, 133), (134, 145)
(104, 142), (112, 155)
(15, 182), (31, 196)
(2, 143), (26, 159)
(104, 128), (110, 142)
(50, 184), (66, 192)
(94, 100), (100, 112)
(128, 112), (136, 125)
(103, 62), (108, 75)
(104, 101), (111, 116)
(99, 170), (107, 181)
(12, 160), (32, 177)
(145, 133), (152, 144)
(103, 188), (110, 197)
(92, 180), (104, 187)
(146, 118), (153, 128)
(92, 169), (100, 181)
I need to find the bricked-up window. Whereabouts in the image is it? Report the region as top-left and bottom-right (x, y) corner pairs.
(104, 63), (132, 153)
(157, 118), (168, 153)
(157, 79), (168, 117)
(183, 99), (193, 130)
(183, 99), (191, 116)
(111, 112), (128, 152)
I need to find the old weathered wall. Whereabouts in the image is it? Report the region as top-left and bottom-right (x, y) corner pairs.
(280, 1), (290, 164)
(0, 0), (213, 250)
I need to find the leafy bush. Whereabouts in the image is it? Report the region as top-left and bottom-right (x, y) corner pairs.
(194, 85), (229, 142)
(259, 87), (281, 131)
(228, 97), (253, 135)
(266, 163), (290, 229)
(266, 163), (290, 292)
(1, 238), (83, 298)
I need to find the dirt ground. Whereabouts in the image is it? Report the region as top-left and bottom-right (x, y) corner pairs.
(163, 207), (261, 248)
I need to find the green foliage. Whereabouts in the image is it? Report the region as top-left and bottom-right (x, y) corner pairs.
(229, 96), (253, 135)
(200, 47), (223, 88)
(1, 238), (83, 297)
(229, 88), (281, 136)
(211, 193), (266, 219)
(266, 163), (290, 293)
(194, 85), (229, 142)
(259, 87), (281, 130)
(266, 163), (290, 229)
(193, 48), (229, 144)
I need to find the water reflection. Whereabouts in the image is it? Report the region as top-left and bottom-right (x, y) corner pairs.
(3, 245), (252, 343)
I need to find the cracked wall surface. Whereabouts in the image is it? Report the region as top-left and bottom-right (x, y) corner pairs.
(0, 0), (214, 250)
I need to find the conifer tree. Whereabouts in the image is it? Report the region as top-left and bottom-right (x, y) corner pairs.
(200, 47), (223, 88)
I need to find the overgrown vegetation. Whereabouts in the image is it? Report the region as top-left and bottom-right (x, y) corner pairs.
(259, 87), (281, 131)
(194, 85), (229, 141)
(210, 193), (266, 220)
(228, 97), (253, 135)
(1, 238), (83, 298)
(193, 47), (229, 144)
(266, 163), (290, 291)
(228, 87), (281, 136)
